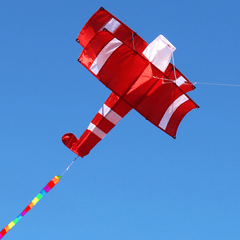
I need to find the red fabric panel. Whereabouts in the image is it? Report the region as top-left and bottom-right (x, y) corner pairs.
(96, 45), (149, 96)
(91, 113), (115, 133)
(104, 91), (119, 108)
(79, 31), (114, 69)
(106, 92), (132, 116)
(77, 8), (112, 48)
(72, 130), (102, 157)
(113, 25), (148, 53)
(79, 31), (149, 97)
(164, 100), (197, 137)
(77, 7), (148, 53)
(132, 64), (198, 137)
(134, 81), (182, 126)
(123, 64), (159, 107)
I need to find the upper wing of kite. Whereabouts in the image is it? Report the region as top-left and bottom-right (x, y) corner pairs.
(62, 7), (198, 157)
(77, 7), (195, 93)
(76, 7), (147, 53)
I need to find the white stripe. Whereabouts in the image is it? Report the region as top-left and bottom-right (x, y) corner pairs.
(87, 123), (106, 139)
(175, 76), (186, 87)
(103, 18), (121, 33)
(159, 95), (189, 130)
(99, 104), (122, 125)
(90, 38), (122, 75)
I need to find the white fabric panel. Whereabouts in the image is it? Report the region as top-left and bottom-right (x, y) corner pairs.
(99, 104), (111, 116)
(99, 104), (122, 125)
(90, 38), (122, 75)
(143, 35), (176, 72)
(159, 95), (189, 130)
(103, 18), (121, 33)
(87, 123), (106, 139)
(175, 76), (186, 87)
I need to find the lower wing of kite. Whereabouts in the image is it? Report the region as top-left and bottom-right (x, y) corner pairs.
(62, 7), (199, 157)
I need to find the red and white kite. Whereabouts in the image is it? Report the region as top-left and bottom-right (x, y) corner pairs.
(62, 7), (198, 157)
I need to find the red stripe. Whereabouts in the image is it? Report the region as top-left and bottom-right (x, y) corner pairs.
(104, 92), (131, 117)
(164, 100), (197, 137)
(79, 31), (114, 70)
(77, 8), (112, 47)
(134, 81), (182, 124)
(91, 113), (115, 133)
(123, 64), (158, 107)
(77, 8), (147, 53)
(97, 41), (149, 96)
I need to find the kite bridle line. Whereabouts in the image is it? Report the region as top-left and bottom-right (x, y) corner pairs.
(152, 76), (193, 86)
(168, 51), (240, 87)
(171, 50), (178, 82)
(151, 50), (182, 85)
(171, 52), (240, 87)
(153, 50), (240, 88)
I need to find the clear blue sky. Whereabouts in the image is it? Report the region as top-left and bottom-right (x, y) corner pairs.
(1, 0), (240, 239)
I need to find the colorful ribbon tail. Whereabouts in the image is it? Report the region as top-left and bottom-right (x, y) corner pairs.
(0, 175), (61, 239)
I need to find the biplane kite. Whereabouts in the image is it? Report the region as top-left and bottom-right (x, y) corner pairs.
(62, 7), (198, 157)
(0, 8), (199, 238)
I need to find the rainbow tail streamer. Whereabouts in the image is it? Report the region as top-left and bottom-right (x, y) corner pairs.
(0, 175), (61, 239)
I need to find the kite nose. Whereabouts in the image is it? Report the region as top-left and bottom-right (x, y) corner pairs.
(62, 133), (77, 149)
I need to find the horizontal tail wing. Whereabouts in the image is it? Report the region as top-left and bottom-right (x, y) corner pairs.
(62, 92), (132, 157)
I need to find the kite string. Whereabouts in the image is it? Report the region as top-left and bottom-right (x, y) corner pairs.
(169, 53), (240, 87)
(153, 76), (240, 87)
(193, 82), (240, 87)
(61, 156), (79, 177)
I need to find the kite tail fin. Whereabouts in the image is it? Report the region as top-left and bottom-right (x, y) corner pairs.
(62, 132), (92, 158)
(62, 133), (84, 157)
